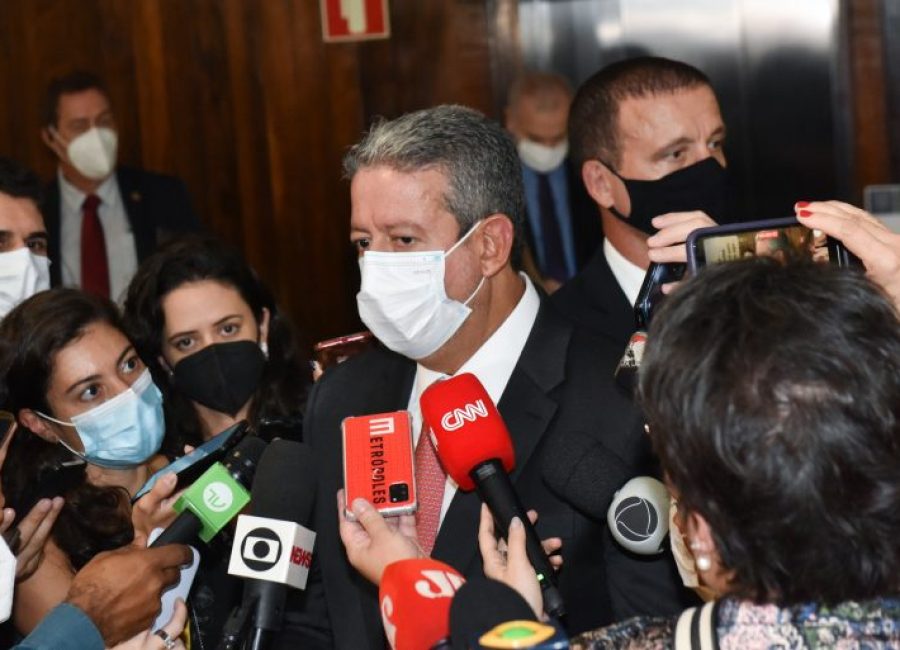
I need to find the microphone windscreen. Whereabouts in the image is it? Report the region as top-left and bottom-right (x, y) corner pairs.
(249, 440), (316, 526)
(542, 431), (630, 520)
(448, 576), (537, 650)
(379, 558), (464, 650)
(420, 373), (514, 491)
(607, 476), (670, 554)
(223, 435), (268, 486)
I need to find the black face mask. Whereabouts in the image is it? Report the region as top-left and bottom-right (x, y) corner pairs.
(172, 340), (266, 417)
(605, 157), (728, 234)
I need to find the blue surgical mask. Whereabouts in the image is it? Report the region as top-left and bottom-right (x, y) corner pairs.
(37, 369), (165, 468)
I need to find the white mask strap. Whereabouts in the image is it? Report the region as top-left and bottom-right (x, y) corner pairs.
(445, 220), (484, 258)
(34, 411), (75, 428)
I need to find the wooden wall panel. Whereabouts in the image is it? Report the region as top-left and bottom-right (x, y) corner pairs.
(0, 0), (506, 346)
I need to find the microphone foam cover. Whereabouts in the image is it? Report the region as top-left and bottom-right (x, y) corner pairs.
(607, 476), (671, 554)
(448, 576), (537, 650)
(420, 373), (514, 491)
(379, 558), (464, 650)
(542, 431), (630, 520)
(249, 440), (316, 526)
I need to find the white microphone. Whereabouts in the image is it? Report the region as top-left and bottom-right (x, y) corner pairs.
(607, 476), (670, 554)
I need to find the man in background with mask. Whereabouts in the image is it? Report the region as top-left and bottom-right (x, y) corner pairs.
(505, 72), (601, 293)
(40, 70), (200, 302)
(0, 158), (50, 319)
(284, 105), (688, 649)
(553, 57), (727, 348)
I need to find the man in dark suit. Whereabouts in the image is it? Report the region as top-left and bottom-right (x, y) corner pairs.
(552, 57), (730, 349)
(505, 72), (601, 294)
(40, 71), (200, 302)
(285, 105), (689, 648)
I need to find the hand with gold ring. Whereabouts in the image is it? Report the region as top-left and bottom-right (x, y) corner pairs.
(108, 598), (187, 650)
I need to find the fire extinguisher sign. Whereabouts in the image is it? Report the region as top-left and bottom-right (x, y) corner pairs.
(321, 0), (391, 42)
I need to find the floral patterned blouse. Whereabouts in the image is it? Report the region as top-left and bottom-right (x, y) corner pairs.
(571, 596), (900, 649)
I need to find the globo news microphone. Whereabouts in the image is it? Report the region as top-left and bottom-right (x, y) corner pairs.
(379, 558), (465, 650)
(227, 440), (317, 650)
(151, 436), (267, 548)
(607, 476), (670, 555)
(420, 373), (566, 621)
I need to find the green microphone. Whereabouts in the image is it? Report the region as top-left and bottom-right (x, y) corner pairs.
(151, 437), (266, 547)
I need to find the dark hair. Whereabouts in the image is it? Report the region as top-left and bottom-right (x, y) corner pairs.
(0, 157), (43, 206)
(123, 234), (310, 455)
(343, 105), (525, 268)
(639, 259), (900, 605)
(0, 289), (134, 569)
(569, 57), (712, 168)
(43, 70), (109, 128)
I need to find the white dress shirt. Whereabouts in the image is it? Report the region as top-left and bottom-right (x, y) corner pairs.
(58, 170), (138, 303)
(603, 238), (646, 307)
(405, 273), (541, 525)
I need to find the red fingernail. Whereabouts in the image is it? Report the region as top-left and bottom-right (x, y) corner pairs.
(795, 201), (810, 208)
(798, 210), (812, 217)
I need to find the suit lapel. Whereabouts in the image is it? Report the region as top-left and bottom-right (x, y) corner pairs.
(117, 168), (155, 261)
(44, 180), (63, 286)
(432, 301), (571, 572)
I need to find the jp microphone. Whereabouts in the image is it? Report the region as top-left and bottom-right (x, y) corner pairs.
(226, 440), (317, 650)
(420, 373), (566, 621)
(379, 558), (464, 650)
(151, 436), (266, 548)
(607, 476), (670, 554)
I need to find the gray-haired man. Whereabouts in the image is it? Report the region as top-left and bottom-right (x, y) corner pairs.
(280, 105), (688, 648)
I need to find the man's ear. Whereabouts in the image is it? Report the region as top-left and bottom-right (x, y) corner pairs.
(41, 126), (66, 160)
(18, 409), (57, 443)
(477, 215), (515, 277)
(582, 159), (617, 209)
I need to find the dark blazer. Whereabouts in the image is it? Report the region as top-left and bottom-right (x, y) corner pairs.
(522, 160), (602, 275)
(43, 166), (201, 286)
(551, 242), (637, 351)
(288, 299), (691, 648)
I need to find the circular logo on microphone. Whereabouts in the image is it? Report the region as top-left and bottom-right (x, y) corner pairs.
(202, 482), (234, 513)
(241, 527), (282, 571)
(613, 496), (659, 542)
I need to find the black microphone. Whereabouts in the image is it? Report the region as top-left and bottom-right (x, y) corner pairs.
(151, 436), (266, 547)
(228, 440), (316, 650)
(448, 577), (537, 650)
(541, 431), (630, 521)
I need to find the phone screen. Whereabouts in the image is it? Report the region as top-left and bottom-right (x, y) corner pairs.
(131, 421), (248, 502)
(699, 224), (830, 265)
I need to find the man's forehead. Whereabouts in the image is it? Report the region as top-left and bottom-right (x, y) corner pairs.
(617, 86), (723, 149)
(0, 192), (45, 232)
(58, 88), (111, 117)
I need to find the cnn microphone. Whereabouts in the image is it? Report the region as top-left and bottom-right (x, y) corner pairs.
(225, 440), (317, 650)
(607, 476), (670, 554)
(379, 558), (465, 650)
(151, 436), (266, 548)
(420, 373), (565, 621)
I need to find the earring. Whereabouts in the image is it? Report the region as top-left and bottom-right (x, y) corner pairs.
(696, 555), (712, 572)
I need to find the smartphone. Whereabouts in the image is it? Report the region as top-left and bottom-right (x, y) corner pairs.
(686, 216), (858, 273)
(342, 411), (416, 520)
(634, 262), (686, 330)
(314, 331), (375, 374)
(131, 421), (250, 503)
(11, 459), (86, 527)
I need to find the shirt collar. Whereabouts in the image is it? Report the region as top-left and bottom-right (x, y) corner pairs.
(603, 239), (646, 307)
(58, 169), (118, 212)
(413, 273), (540, 405)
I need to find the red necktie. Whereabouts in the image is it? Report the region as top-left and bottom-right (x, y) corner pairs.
(80, 194), (110, 298)
(415, 425), (446, 556)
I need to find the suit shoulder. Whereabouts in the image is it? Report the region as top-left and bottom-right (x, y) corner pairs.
(118, 166), (187, 191)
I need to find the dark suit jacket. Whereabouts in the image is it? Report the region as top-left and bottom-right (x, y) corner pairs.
(551, 242), (636, 351)
(43, 166), (201, 286)
(522, 160), (602, 275)
(289, 299), (690, 648)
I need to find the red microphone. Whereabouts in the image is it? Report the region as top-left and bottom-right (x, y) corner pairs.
(420, 374), (566, 621)
(379, 558), (464, 650)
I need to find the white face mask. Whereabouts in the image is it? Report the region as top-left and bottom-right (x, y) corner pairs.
(356, 222), (485, 360)
(517, 139), (568, 174)
(0, 247), (51, 319)
(67, 127), (118, 180)
(669, 496), (700, 588)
